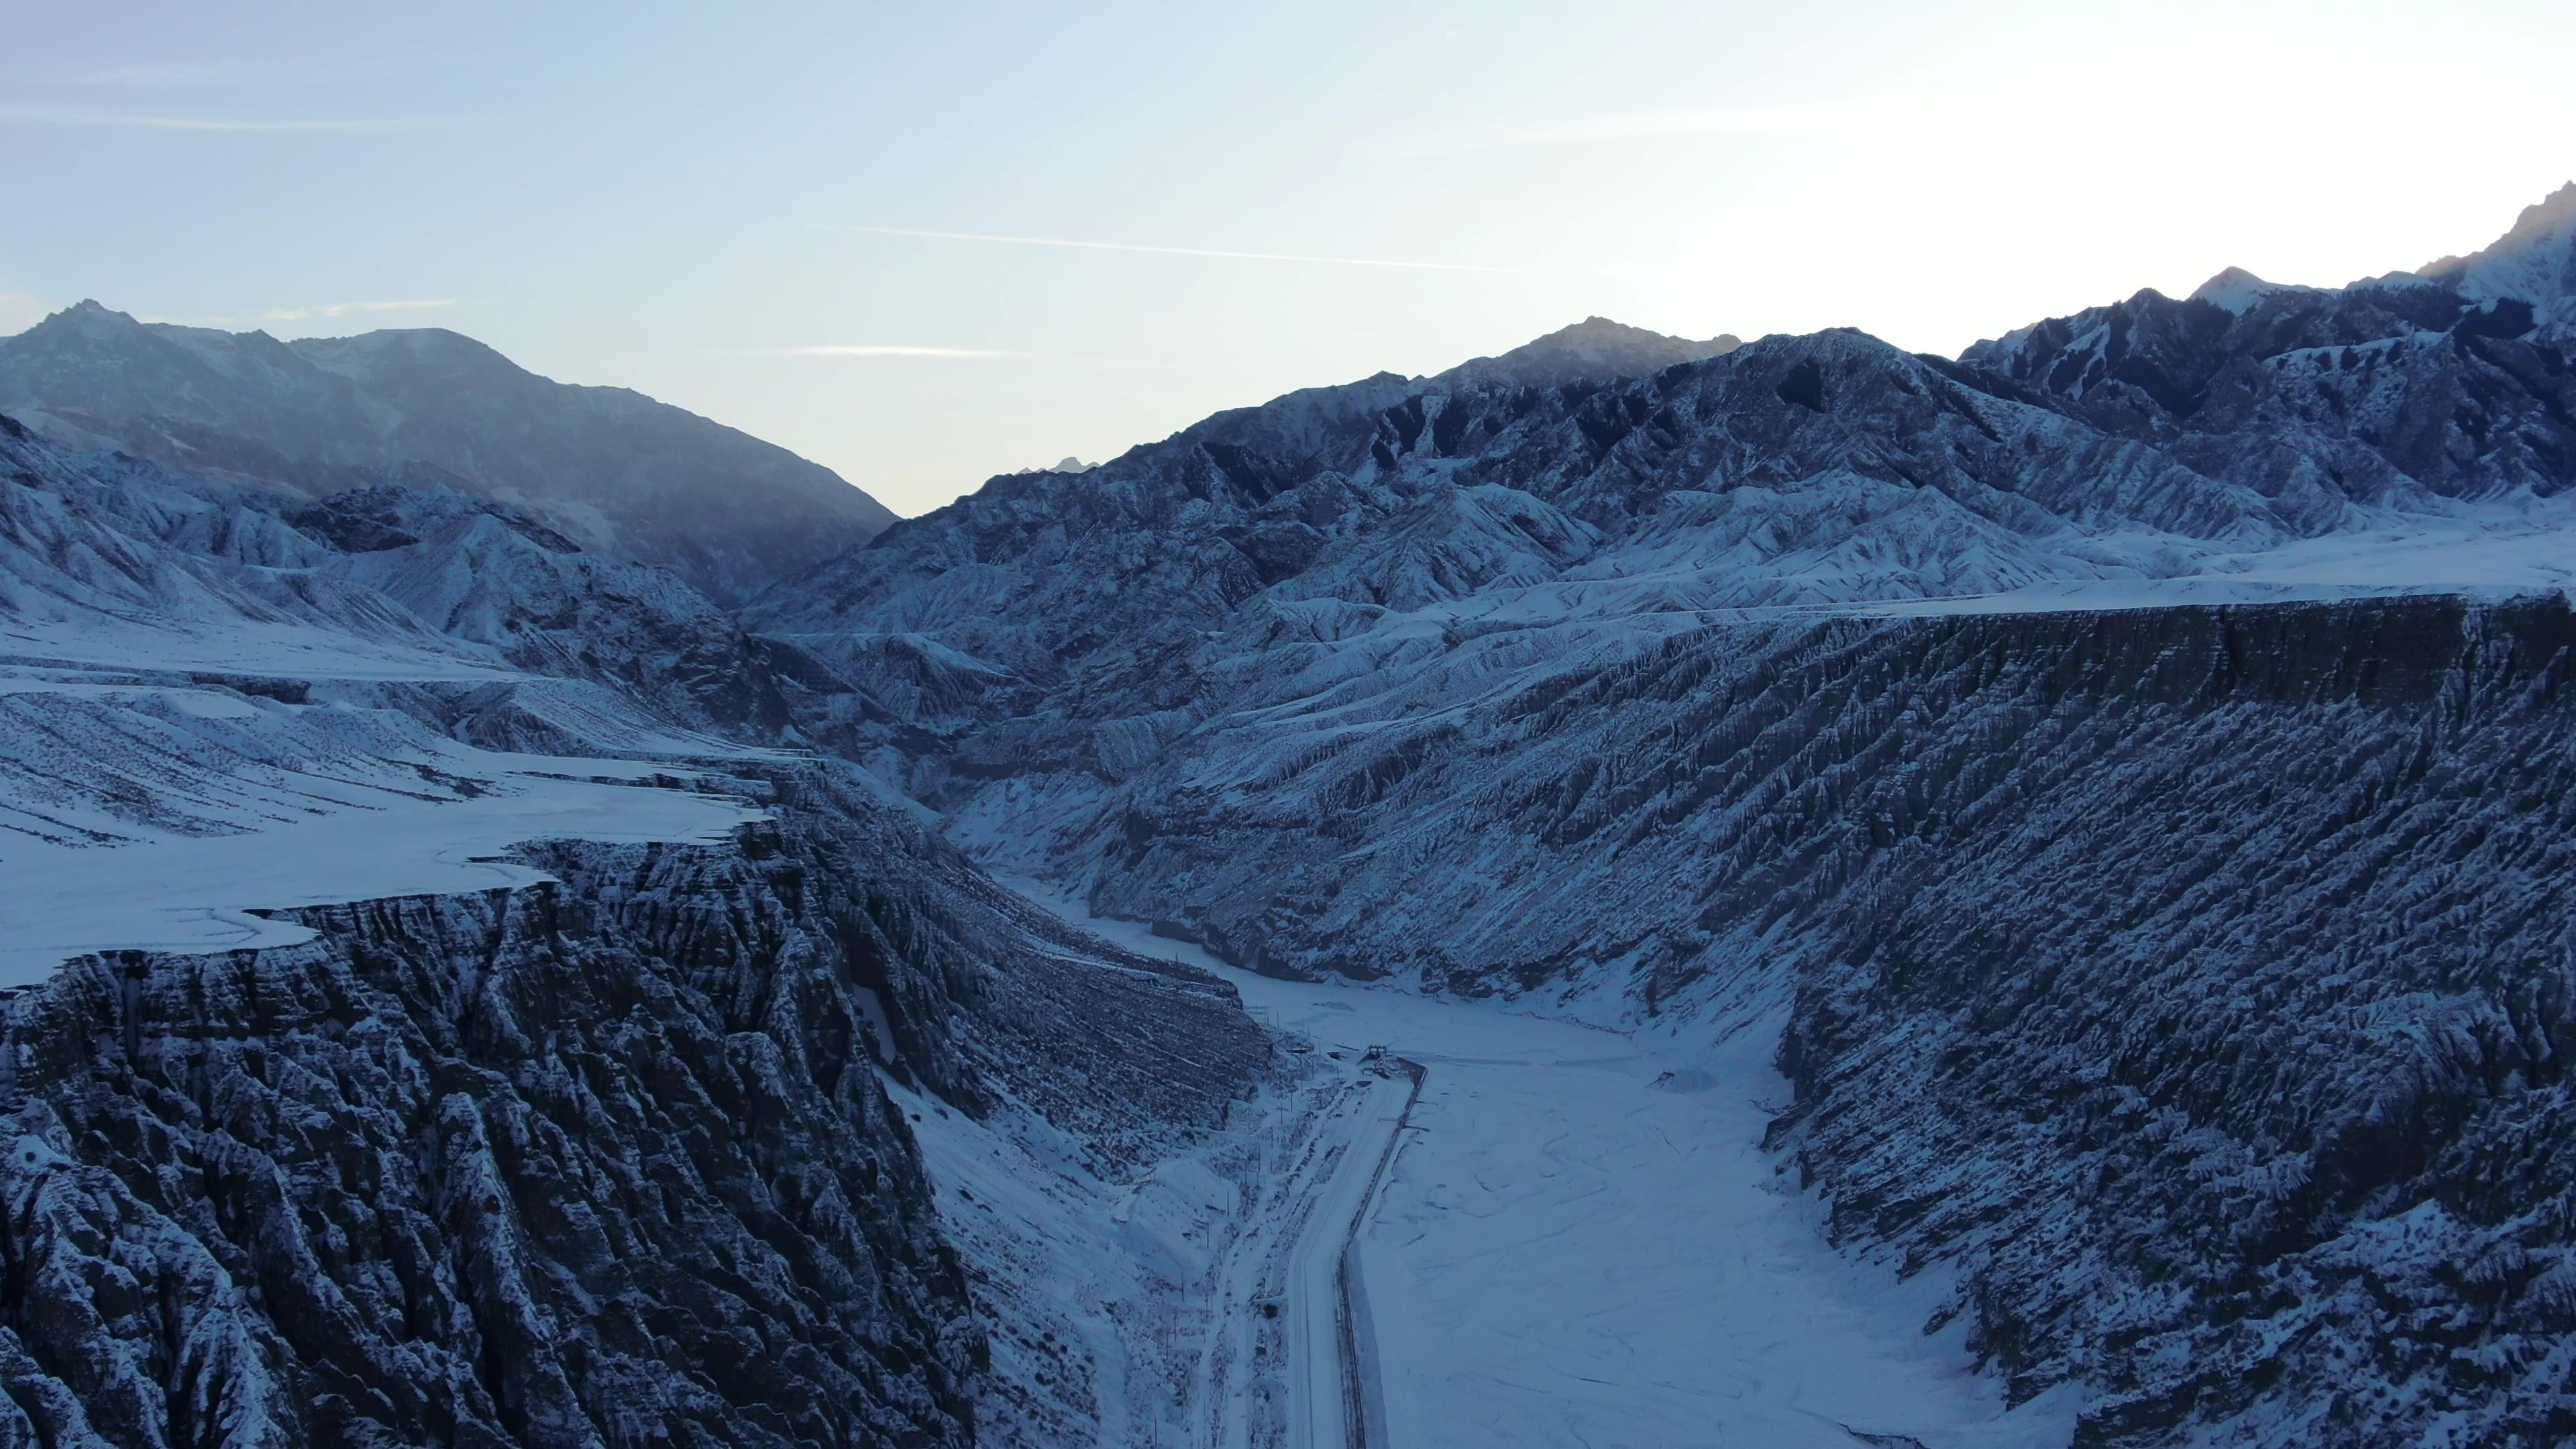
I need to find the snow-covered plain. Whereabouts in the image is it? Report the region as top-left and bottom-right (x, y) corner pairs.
(1011, 880), (2076, 1449)
(0, 750), (761, 984)
(0, 654), (767, 985)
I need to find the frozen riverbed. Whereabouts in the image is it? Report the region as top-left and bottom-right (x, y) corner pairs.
(1013, 879), (2074, 1449)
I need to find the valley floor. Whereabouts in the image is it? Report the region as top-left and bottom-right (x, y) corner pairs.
(1013, 881), (2078, 1449)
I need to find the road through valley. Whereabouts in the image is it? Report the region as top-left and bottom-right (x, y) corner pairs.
(1013, 881), (2076, 1449)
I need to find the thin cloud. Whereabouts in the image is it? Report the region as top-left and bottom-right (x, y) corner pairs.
(785, 344), (1053, 360)
(828, 224), (1515, 274)
(179, 299), (460, 327)
(70, 62), (247, 87)
(1413, 98), (1892, 153)
(0, 103), (445, 132)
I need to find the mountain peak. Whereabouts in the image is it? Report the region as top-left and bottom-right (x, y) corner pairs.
(23, 299), (145, 339)
(2422, 180), (2576, 274)
(1008, 455), (1097, 477)
(2416, 180), (2576, 332)
(288, 327), (528, 388)
(2187, 266), (2323, 316)
(1434, 316), (1743, 388)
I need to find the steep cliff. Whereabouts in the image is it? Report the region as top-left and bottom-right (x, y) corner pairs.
(0, 765), (1266, 1448)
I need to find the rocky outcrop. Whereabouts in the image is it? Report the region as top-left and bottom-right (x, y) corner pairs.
(288, 486), (799, 739)
(0, 765), (1267, 1448)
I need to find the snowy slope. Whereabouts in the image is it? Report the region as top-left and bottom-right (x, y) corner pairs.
(2, 414), (797, 737)
(0, 415), (816, 983)
(0, 761), (1269, 1448)
(2419, 180), (2576, 340)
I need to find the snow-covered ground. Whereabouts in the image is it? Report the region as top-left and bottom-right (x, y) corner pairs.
(0, 615), (517, 684)
(894, 963), (1392, 1449)
(1381, 500), (2576, 633)
(0, 753), (760, 983)
(893, 1075), (1181, 1448)
(1855, 504), (2576, 617)
(1010, 879), (2076, 1449)
(0, 655), (769, 985)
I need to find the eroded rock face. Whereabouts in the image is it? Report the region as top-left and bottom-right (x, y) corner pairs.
(1068, 594), (2576, 1444)
(1752, 600), (2576, 1446)
(1960, 277), (2576, 521)
(0, 766), (1265, 1448)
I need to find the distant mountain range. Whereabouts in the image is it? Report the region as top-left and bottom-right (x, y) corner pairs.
(0, 305), (897, 603)
(753, 184), (2576, 724)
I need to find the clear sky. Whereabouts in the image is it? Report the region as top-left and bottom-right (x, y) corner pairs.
(6, 1), (2572, 516)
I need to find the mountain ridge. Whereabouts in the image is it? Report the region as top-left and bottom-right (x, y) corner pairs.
(1428, 314), (1743, 388)
(0, 302), (897, 604)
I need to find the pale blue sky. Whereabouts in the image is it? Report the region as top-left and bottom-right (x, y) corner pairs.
(7, 1), (2572, 514)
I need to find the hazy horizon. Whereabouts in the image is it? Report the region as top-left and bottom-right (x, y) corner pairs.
(8, 0), (2573, 517)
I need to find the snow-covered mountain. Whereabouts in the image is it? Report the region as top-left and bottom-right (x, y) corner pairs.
(1, 415), (797, 745)
(0, 304), (897, 602)
(1430, 314), (1743, 388)
(2419, 180), (2576, 341)
(1960, 256), (2573, 526)
(752, 184), (2576, 788)
(740, 184), (2576, 1446)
